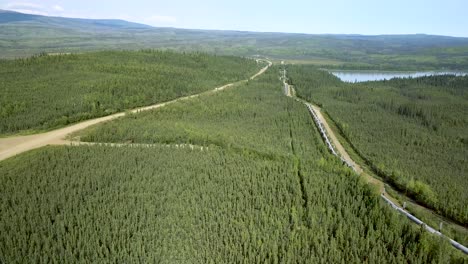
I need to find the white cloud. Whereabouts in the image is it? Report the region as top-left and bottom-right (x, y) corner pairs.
(2, 3), (174, 28)
(7, 8), (48, 15)
(5, 2), (48, 15)
(6, 2), (42, 9)
(146, 15), (177, 24)
(3, 2), (66, 16)
(52, 5), (64, 12)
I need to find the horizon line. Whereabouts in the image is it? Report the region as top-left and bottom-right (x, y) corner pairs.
(1, 8), (467, 38)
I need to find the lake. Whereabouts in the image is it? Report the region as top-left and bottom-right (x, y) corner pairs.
(330, 71), (467, 83)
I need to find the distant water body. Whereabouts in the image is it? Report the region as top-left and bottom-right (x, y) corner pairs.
(330, 71), (467, 83)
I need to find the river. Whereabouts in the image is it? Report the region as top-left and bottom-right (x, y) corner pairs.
(330, 71), (467, 83)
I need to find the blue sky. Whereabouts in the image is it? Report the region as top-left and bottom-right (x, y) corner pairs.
(1, 0), (467, 37)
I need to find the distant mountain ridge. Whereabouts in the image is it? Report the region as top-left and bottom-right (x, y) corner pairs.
(2, 9), (468, 40)
(0, 9), (152, 31)
(1, 9), (468, 70)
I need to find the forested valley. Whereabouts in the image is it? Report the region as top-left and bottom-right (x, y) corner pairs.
(2, 10), (468, 71)
(287, 65), (468, 228)
(1, 67), (465, 263)
(0, 50), (261, 135)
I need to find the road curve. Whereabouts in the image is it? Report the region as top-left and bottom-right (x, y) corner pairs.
(0, 60), (272, 162)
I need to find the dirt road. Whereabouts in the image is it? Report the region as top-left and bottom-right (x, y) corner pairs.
(286, 83), (386, 195)
(0, 60), (272, 162)
(70, 141), (208, 151)
(308, 102), (387, 193)
(282, 77), (468, 254)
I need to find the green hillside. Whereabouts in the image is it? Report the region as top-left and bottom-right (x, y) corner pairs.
(1, 10), (468, 69)
(1, 3), (468, 263)
(1, 67), (464, 262)
(0, 50), (261, 135)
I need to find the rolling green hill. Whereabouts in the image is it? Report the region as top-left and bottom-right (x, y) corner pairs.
(1, 7), (468, 263)
(0, 50), (261, 135)
(1, 66), (464, 262)
(1, 10), (468, 70)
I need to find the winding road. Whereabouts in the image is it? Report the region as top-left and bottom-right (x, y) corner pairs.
(1, 60), (466, 254)
(0, 60), (272, 162)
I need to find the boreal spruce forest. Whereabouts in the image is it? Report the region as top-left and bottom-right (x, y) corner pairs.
(1, 7), (467, 263)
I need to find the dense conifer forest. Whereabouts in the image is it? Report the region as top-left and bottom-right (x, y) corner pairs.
(287, 65), (468, 226)
(1, 5), (468, 263)
(0, 50), (261, 135)
(0, 67), (459, 262)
